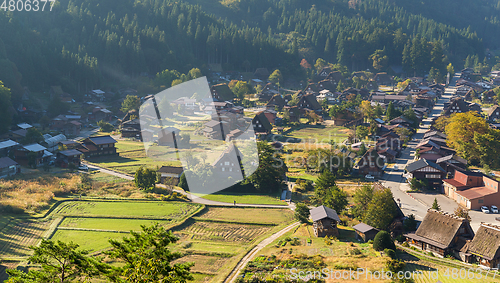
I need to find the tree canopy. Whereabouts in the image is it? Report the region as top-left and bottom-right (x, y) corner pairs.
(364, 187), (397, 231)
(121, 95), (141, 114)
(0, 81), (12, 135)
(106, 223), (193, 283)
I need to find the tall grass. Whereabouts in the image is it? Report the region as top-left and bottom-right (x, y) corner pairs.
(0, 173), (140, 214)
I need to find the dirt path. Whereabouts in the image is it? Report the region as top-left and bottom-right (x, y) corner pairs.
(223, 222), (300, 283)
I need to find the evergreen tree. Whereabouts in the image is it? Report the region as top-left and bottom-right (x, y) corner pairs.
(121, 95), (141, 114)
(373, 231), (396, 251)
(432, 198), (441, 211)
(0, 81), (12, 135)
(7, 240), (110, 282)
(386, 101), (397, 121)
(295, 203), (310, 223)
(106, 223), (194, 282)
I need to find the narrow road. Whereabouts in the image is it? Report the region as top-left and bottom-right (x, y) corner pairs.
(380, 75), (458, 222)
(224, 222), (300, 283)
(84, 163), (295, 209)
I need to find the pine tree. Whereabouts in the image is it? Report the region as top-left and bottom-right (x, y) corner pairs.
(432, 198), (440, 211)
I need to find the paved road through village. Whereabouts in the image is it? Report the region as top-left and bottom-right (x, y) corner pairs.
(380, 74), (499, 232)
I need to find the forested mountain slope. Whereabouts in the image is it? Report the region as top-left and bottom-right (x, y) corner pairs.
(0, 0), (497, 101)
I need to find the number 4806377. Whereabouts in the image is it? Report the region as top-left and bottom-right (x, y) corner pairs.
(1, 0), (56, 12)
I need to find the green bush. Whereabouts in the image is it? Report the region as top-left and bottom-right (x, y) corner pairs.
(384, 248), (396, 259)
(395, 234), (405, 243)
(367, 240), (373, 244)
(350, 248), (362, 255)
(373, 231), (396, 251)
(402, 242), (410, 248)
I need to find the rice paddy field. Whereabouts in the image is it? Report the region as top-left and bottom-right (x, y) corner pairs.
(0, 200), (295, 283)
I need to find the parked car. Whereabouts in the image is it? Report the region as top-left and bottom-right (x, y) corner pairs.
(365, 174), (375, 180)
(491, 205), (499, 213)
(78, 165), (89, 171)
(481, 206), (490, 213)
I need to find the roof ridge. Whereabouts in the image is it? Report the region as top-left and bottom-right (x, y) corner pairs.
(427, 208), (466, 221)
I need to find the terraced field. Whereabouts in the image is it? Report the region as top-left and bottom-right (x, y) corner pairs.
(50, 230), (126, 252)
(0, 202), (294, 283)
(0, 220), (49, 258)
(59, 217), (172, 231)
(197, 207), (294, 224)
(52, 200), (199, 219)
(173, 254), (230, 274)
(179, 220), (272, 243)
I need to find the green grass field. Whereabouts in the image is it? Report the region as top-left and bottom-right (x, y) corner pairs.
(193, 193), (286, 206)
(50, 230), (124, 252)
(59, 217), (173, 231)
(197, 207), (293, 224)
(52, 201), (200, 218)
(89, 172), (130, 183)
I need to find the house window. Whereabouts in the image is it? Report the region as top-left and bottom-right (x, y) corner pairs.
(425, 174), (441, 179)
(222, 168), (225, 172)
(225, 162), (230, 166)
(479, 199), (484, 203)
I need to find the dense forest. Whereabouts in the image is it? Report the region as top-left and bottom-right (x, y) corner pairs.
(0, 0), (499, 103)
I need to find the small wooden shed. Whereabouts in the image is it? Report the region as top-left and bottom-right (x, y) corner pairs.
(353, 223), (379, 242)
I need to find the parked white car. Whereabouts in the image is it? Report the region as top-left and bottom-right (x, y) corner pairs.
(78, 165), (89, 171)
(491, 205), (498, 213)
(481, 206), (490, 213)
(365, 174), (375, 180)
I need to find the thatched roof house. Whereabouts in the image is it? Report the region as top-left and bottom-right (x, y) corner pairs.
(404, 209), (474, 257)
(461, 223), (500, 268)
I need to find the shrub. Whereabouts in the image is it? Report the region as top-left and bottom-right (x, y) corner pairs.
(350, 248), (362, 255)
(386, 259), (405, 274)
(324, 237), (332, 246)
(402, 242), (410, 248)
(428, 251), (434, 257)
(367, 240), (373, 244)
(373, 231), (396, 251)
(395, 234), (405, 243)
(384, 248), (396, 259)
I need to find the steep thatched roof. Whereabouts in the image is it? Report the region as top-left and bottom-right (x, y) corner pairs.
(415, 209), (469, 248)
(211, 84), (235, 101)
(466, 223), (500, 260)
(253, 111), (273, 132)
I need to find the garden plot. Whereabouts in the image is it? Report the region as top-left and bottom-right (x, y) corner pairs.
(178, 220), (272, 243)
(0, 220), (49, 258)
(197, 207), (293, 224)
